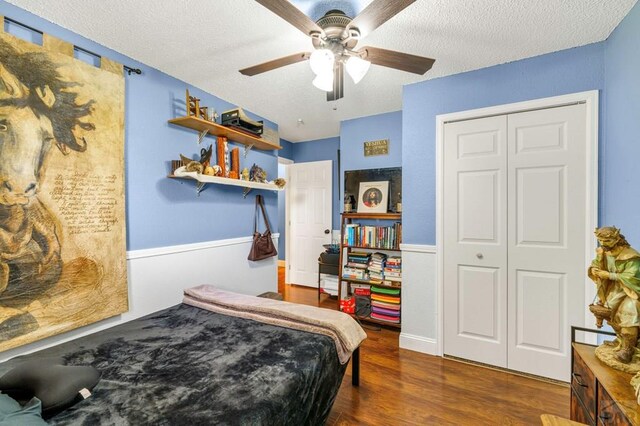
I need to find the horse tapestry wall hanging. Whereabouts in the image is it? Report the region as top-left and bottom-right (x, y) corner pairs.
(0, 29), (127, 352)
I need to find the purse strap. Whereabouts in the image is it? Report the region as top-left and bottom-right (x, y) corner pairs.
(254, 194), (271, 234)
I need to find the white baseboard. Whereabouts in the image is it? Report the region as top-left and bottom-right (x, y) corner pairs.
(399, 333), (438, 355)
(0, 235), (278, 362)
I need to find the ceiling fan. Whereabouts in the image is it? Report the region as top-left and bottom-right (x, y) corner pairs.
(240, 0), (435, 101)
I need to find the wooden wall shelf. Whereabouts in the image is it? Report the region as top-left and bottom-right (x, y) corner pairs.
(169, 168), (284, 197)
(168, 116), (281, 151)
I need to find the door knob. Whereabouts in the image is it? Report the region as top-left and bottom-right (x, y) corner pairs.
(476, 253), (484, 259)
(324, 229), (330, 234)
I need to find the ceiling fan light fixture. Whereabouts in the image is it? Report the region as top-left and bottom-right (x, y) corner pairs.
(345, 56), (371, 84)
(309, 49), (335, 76)
(312, 73), (334, 92)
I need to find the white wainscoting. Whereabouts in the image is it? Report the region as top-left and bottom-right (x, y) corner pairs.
(399, 244), (438, 355)
(0, 235), (278, 362)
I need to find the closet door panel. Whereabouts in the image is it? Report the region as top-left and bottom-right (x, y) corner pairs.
(507, 104), (587, 381)
(443, 115), (508, 367)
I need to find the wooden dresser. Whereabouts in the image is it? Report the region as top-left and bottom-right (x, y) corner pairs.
(571, 343), (640, 425)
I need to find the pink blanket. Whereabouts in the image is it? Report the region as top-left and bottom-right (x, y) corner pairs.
(183, 285), (366, 364)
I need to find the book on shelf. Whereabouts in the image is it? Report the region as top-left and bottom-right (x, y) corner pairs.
(350, 283), (371, 290)
(343, 223), (402, 249)
(353, 287), (371, 296)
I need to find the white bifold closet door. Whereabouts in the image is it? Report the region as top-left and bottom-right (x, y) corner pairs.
(443, 104), (587, 381)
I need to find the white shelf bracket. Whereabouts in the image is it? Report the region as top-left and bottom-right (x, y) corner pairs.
(244, 144), (254, 158)
(243, 187), (252, 198)
(197, 129), (209, 144)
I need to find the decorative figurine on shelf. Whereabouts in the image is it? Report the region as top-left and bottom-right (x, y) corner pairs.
(344, 193), (355, 213)
(231, 148), (240, 179)
(216, 137), (228, 177)
(241, 167), (250, 181)
(250, 164), (267, 183)
(208, 108), (219, 123)
(199, 144), (213, 167)
(186, 89), (201, 118)
(199, 106), (208, 120)
(186, 88), (216, 121)
(179, 154), (203, 174)
(396, 192), (402, 213)
(588, 226), (640, 370)
(274, 178), (286, 189)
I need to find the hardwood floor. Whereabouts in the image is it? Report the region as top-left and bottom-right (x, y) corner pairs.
(278, 267), (570, 425)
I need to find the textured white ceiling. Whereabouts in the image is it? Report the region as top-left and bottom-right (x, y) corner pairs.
(6, 0), (636, 142)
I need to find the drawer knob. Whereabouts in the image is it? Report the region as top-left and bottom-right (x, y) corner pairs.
(571, 372), (587, 387)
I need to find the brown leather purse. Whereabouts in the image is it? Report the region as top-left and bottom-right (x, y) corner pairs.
(248, 194), (278, 261)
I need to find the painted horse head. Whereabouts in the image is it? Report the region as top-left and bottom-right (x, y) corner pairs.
(0, 39), (94, 206)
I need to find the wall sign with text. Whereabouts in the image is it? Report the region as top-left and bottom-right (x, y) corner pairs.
(363, 139), (389, 157)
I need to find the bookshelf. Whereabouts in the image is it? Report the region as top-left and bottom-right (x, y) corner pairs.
(338, 212), (402, 329)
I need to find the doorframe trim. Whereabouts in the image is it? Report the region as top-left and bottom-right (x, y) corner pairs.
(279, 156), (294, 283)
(435, 90), (599, 356)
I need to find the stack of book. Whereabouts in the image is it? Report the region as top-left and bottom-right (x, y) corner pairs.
(343, 223), (402, 249)
(370, 286), (401, 323)
(367, 252), (387, 282)
(383, 256), (402, 286)
(342, 252), (370, 280)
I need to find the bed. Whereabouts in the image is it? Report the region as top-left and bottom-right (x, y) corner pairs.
(0, 293), (363, 425)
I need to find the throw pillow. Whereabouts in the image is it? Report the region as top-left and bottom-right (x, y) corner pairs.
(0, 357), (100, 419)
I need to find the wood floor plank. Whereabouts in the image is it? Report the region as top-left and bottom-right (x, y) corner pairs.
(278, 267), (569, 425)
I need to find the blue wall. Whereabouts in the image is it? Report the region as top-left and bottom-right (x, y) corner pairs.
(340, 110), (403, 212)
(0, 1), (281, 251)
(293, 137), (341, 231)
(603, 2), (640, 245)
(278, 139), (294, 161)
(402, 43), (606, 244)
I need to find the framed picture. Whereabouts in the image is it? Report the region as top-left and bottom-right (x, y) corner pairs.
(357, 181), (389, 213)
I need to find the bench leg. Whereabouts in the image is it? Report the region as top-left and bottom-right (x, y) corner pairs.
(351, 347), (360, 386)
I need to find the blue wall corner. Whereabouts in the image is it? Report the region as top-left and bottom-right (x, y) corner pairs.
(293, 137), (341, 230)
(340, 110), (403, 213)
(279, 139), (294, 160)
(402, 42), (606, 245)
(603, 1), (640, 245)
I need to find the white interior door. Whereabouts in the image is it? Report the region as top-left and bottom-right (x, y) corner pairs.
(507, 104), (586, 381)
(288, 160), (332, 287)
(443, 115), (508, 367)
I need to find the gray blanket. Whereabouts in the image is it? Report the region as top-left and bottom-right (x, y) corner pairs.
(0, 304), (347, 425)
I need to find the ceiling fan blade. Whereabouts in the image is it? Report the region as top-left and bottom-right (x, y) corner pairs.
(348, 0), (416, 38)
(240, 52), (311, 76)
(327, 62), (344, 102)
(255, 0), (323, 36)
(359, 46), (435, 75)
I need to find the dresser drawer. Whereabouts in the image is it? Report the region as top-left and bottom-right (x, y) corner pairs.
(572, 348), (596, 419)
(571, 389), (594, 425)
(597, 381), (631, 425)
